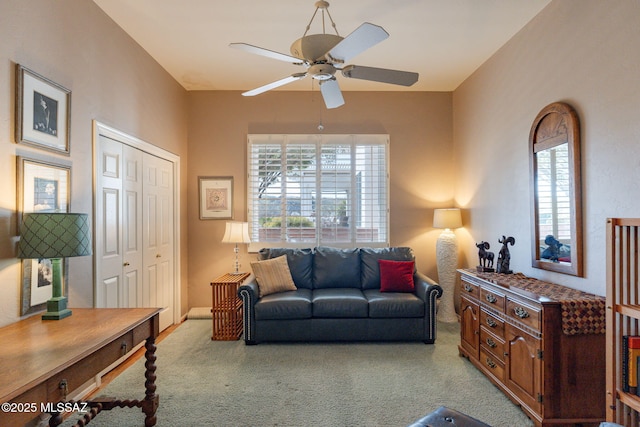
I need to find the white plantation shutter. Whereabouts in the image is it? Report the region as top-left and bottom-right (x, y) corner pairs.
(248, 134), (389, 250)
(536, 143), (571, 242)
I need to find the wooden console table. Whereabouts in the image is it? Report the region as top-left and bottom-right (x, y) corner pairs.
(458, 269), (605, 427)
(0, 308), (160, 427)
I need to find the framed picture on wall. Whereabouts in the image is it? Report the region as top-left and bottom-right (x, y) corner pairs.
(17, 156), (71, 315)
(15, 64), (71, 155)
(199, 176), (233, 219)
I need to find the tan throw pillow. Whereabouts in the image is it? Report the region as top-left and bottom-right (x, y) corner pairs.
(250, 255), (297, 297)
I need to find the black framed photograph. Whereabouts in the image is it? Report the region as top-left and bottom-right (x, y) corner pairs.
(17, 156), (71, 315)
(15, 64), (71, 155)
(199, 176), (233, 219)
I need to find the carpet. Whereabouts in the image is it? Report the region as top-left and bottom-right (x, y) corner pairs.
(64, 320), (534, 427)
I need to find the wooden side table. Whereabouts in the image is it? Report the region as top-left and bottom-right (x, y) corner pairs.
(210, 272), (250, 340)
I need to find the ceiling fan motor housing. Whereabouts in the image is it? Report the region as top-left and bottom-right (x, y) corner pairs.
(309, 63), (336, 80)
(290, 34), (343, 62)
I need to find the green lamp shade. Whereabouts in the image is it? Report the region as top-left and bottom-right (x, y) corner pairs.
(18, 213), (92, 259)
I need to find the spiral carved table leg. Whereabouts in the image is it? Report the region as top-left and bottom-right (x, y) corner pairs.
(142, 337), (159, 427)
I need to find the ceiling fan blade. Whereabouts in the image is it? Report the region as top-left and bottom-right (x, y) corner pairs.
(326, 23), (389, 64)
(319, 78), (344, 109)
(230, 42), (304, 64)
(341, 65), (419, 87)
(242, 73), (307, 97)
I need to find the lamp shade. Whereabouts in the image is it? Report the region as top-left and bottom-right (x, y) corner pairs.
(17, 213), (92, 259)
(221, 221), (251, 244)
(433, 208), (462, 230)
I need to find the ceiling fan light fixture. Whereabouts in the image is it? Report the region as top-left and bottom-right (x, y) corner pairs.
(309, 63), (336, 80)
(290, 34), (343, 61)
(230, 1), (419, 109)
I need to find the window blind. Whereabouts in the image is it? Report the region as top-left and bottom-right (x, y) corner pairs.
(248, 134), (389, 250)
(536, 143), (571, 242)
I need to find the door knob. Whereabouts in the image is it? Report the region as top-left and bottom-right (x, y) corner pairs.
(123, 262), (130, 266)
(156, 254), (161, 258)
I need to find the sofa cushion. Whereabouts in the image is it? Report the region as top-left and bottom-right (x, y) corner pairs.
(360, 247), (415, 290)
(312, 288), (368, 318)
(258, 248), (314, 289)
(379, 260), (415, 292)
(313, 246), (360, 289)
(250, 255), (297, 297)
(255, 289), (312, 320)
(364, 289), (424, 318)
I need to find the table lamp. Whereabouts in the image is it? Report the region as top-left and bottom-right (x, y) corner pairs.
(17, 213), (92, 320)
(433, 208), (463, 323)
(221, 221), (251, 275)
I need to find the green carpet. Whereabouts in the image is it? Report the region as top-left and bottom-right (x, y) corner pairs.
(64, 320), (534, 427)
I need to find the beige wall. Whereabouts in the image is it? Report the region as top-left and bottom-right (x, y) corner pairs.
(453, 0), (640, 295)
(187, 91), (453, 307)
(0, 0), (189, 326)
(3, 0), (636, 323)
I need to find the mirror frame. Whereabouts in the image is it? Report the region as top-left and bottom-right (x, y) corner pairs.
(529, 102), (583, 276)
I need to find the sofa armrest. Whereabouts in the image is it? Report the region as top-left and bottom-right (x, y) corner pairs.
(238, 279), (260, 345)
(413, 271), (443, 344)
(413, 271), (443, 301)
(238, 279), (259, 301)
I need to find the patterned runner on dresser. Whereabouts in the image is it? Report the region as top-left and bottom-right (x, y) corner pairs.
(473, 270), (605, 336)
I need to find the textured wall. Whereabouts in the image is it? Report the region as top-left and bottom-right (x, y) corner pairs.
(0, 0), (189, 326)
(453, 0), (640, 295)
(187, 90), (453, 307)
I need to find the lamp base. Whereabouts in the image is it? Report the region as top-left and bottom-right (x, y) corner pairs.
(436, 230), (459, 323)
(42, 296), (72, 320)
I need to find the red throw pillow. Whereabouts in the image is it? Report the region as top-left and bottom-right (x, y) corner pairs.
(379, 259), (415, 292)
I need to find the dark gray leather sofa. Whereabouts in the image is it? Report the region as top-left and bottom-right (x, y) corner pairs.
(238, 246), (442, 345)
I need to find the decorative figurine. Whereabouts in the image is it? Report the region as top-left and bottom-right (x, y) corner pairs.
(496, 235), (515, 274)
(475, 241), (495, 272)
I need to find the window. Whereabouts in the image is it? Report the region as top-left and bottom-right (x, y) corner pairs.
(247, 134), (389, 251)
(536, 143), (571, 241)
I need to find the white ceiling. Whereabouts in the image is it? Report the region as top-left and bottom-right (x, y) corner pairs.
(92, 0), (551, 92)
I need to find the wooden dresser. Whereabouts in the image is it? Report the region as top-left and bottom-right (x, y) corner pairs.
(458, 269), (605, 427)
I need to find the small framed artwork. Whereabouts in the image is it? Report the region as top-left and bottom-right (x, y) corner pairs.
(15, 64), (71, 155)
(17, 156), (71, 315)
(199, 176), (233, 219)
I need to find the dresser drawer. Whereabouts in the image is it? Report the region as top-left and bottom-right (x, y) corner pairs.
(506, 298), (540, 331)
(460, 279), (479, 299)
(480, 348), (505, 382)
(480, 308), (504, 335)
(480, 327), (506, 362)
(46, 330), (134, 401)
(480, 287), (505, 312)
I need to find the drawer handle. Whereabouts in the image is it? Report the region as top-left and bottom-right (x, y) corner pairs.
(514, 306), (530, 319)
(464, 283), (474, 293)
(486, 358), (496, 369)
(59, 379), (68, 400)
(486, 338), (497, 348)
(485, 293), (497, 304)
(486, 317), (497, 328)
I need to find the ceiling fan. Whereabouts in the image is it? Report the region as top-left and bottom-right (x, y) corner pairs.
(230, 0), (419, 109)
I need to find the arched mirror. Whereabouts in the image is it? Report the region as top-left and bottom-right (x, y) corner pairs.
(529, 102), (583, 276)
